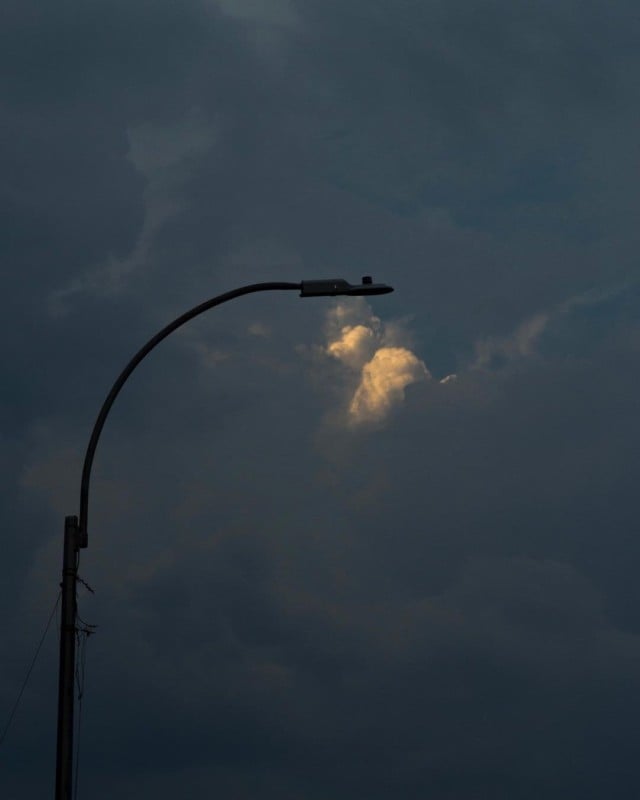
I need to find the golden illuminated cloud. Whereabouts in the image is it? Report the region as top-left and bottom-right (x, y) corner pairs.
(325, 300), (430, 425)
(327, 324), (376, 369)
(350, 347), (430, 424)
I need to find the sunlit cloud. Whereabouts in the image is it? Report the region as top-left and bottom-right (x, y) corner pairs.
(324, 300), (429, 425)
(321, 282), (632, 426)
(350, 347), (430, 424)
(327, 324), (376, 369)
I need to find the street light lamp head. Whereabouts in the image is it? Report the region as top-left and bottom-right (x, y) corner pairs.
(300, 276), (394, 297)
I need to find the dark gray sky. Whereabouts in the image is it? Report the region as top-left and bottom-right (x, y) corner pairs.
(3, 1), (640, 797)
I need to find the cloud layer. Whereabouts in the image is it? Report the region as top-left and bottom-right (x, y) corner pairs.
(3, 0), (640, 798)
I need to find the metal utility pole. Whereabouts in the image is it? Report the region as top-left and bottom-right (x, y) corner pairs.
(55, 516), (79, 800)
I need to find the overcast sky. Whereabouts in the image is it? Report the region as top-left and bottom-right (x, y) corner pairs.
(3, 1), (640, 797)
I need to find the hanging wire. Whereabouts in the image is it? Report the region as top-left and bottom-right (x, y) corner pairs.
(73, 629), (85, 799)
(0, 590), (61, 748)
(73, 586), (97, 799)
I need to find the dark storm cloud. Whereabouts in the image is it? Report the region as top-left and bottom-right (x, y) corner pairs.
(282, 0), (640, 334)
(3, 0), (640, 798)
(15, 312), (640, 798)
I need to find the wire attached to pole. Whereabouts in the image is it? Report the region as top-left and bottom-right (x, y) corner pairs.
(0, 590), (61, 747)
(72, 586), (97, 800)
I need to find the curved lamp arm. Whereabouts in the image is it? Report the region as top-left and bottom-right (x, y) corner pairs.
(78, 281), (301, 547)
(77, 275), (393, 546)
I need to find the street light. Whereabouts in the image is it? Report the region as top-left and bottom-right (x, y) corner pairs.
(55, 277), (393, 800)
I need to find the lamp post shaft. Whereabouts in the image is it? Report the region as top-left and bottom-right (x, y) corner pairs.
(55, 516), (79, 800)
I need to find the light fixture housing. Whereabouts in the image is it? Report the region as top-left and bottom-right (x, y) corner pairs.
(300, 276), (394, 297)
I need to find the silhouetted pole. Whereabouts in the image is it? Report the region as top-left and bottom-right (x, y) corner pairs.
(55, 277), (393, 800)
(55, 515), (80, 800)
